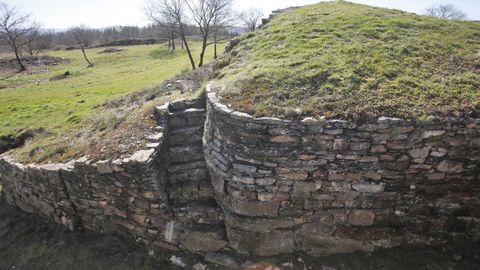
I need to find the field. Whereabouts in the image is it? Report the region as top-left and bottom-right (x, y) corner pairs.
(0, 42), (224, 162)
(214, 1), (480, 121)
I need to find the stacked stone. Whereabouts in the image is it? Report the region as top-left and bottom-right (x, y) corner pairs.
(204, 89), (480, 256)
(163, 99), (227, 252)
(0, 157), (77, 230)
(1, 90), (479, 258)
(0, 140), (172, 245)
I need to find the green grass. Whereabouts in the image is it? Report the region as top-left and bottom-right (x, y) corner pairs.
(214, 1), (480, 121)
(0, 42), (224, 162)
(0, 42), (221, 138)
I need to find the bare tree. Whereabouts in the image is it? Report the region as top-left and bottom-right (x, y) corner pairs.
(0, 2), (39, 71)
(187, 0), (233, 67)
(239, 7), (264, 32)
(145, 0), (177, 51)
(145, 0), (196, 70)
(425, 4), (467, 20)
(211, 1), (233, 59)
(25, 30), (53, 56)
(68, 26), (94, 67)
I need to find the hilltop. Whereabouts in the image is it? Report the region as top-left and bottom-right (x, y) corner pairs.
(213, 1), (480, 121)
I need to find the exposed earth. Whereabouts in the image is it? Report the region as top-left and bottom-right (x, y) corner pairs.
(1, 197), (479, 270)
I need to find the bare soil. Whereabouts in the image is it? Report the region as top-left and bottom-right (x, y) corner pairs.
(1, 197), (479, 270)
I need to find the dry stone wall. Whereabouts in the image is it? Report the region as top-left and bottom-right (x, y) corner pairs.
(203, 89), (480, 256)
(1, 88), (479, 257)
(0, 97), (226, 254)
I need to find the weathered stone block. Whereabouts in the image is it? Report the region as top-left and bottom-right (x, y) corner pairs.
(233, 164), (257, 174)
(180, 229), (227, 252)
(352, 183), (384, 193)
(228, 227), (295, 256)
(293, 182), (322, 194)
(333, 139), (349, 151)
(276, 168), (309, 181)
(301, 235), (374, 256)
(231, 200), (280, 217)
(437, 160), (464, 173)
(271, 135), (299, 143)
(349, 210), (375, 226)
(351, 142), (371, 151)
(408, 147), (430, 159)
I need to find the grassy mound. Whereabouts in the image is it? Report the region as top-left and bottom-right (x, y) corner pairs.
(214, 1), (480, 120)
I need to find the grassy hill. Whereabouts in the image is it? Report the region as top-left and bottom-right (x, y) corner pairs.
(0, 42), (223, 163)
(214, 1), (480, 121)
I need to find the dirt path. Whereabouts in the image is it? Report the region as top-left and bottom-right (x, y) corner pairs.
(1, 198), (479, 270)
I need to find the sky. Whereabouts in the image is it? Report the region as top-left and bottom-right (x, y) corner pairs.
(4, 0), (480, 29)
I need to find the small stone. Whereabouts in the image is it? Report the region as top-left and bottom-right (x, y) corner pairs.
(130, 149), (155, 163)
(349, 210), (375, 226)
(364, 171), (382, 181)
(293, 182), (322, 194)
(256, 178), (276, 186)
(233, 164), (257, 174)
(437, 160), (463, 173)
(271, 135), (298, 143)
(350, 142), (371, 151)
(232, 200), (279, 217)
(426, 173), (446, 181)
(408, 147), (430, 159)
(359, 156), (379, 163)
(204, 253), (239, 269)
(430, 150), (448, 158)
(333, 139), (349, 151)
(233, 175), (255, 185)
(301, 117), (319, 124)
(170, 256), (186, 268)
(371, 145), (387, 153)
(421, 130), (446, 139)
(147, 133), (163, 142)
(325, 129), (343, 135)
(193, 263), (207, 270)
(133, 214), (147, 225)
(276, 168), (309, 181)
(96, 160), (113, 174)
(352, 183), (385, 193)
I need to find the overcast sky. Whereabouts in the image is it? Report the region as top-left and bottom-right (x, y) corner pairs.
(4, 0), (480, 29)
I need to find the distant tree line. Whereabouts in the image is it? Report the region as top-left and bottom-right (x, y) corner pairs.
(0, 0), (267, 72)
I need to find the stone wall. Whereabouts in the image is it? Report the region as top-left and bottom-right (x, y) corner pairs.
(1, 89), (479, 258)
(203, 89), (480, 256)
(0, 97), (226, 254)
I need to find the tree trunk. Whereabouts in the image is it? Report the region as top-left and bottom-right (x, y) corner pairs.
(12, 45), (26, 71)
(181, 34), (196, 70)
(198, 33), (208, 68)
(81, 45), (94, 67)
(168, 38), (171, 49)
(214, 31), (218, 59)
(171, 31), (176, 51)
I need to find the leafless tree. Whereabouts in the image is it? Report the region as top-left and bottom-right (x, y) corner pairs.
(211, 1), (233, 59)
(145, 0), (196, 70)
(68, 26), (94, 67)
(239, 7), (264, 32)
(0, 2), (39, 71)
(187, 0), (233, 67)
(425, 4), (467, 20)
(25, 30), (53, 56)
(145, 0), (178, 51)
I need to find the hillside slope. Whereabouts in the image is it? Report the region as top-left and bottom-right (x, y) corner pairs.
(214, 1), (480, 120)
